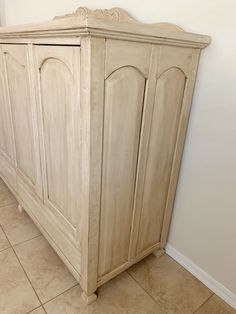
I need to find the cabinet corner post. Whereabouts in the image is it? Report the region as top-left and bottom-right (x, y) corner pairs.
(79, 36), (106, 297)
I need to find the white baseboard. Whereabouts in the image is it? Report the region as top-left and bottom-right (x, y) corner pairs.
(165, 243), (236, 310)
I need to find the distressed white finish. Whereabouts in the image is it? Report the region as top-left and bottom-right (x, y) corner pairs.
(0, 7), (210, 303)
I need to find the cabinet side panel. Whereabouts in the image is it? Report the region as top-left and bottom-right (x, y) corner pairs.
(136, 67), (186, 254)
(98, 66), (145, 276)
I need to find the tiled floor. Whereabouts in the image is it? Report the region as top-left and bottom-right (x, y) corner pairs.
(0, 179), (235, 314)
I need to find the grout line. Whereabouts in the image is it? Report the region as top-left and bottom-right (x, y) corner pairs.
(41, 304), (47, 313)
(12, 233), (42, 248)
(12, 248), (43, 306)
(0, 186), (79, 312)
(193, 293), (215, 313)
(0, 190), (78, 311)
(0, 224), (11, 253)
(25, 305), (44, 314)
(126, 270), (160, 305)
(0, 246), (11, 253)
(1, 226), (43, 307)
(42, 283), (79, 306)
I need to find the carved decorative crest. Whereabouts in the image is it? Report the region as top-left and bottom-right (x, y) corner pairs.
(54, 7), (137, 23)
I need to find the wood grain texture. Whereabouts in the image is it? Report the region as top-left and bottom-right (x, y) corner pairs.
(128, 44), (161, 260)
(79, 37), (106, 297)
(98, 40), (152, 277)
(35, 45), (81, 227)
(160, 48), (201, 248)
(2, 44), (43, 197)
(99, 66), (145, 276)
(0, 48), (15, 164)
(136, 67), (186, 254)
(3, 45), (35, 184)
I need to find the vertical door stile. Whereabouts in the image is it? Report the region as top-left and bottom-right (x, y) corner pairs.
(26, 44), (43, 199)
(80, 37), (106, 297)
(32, 45), (48, 203)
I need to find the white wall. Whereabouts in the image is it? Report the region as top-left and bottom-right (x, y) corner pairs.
(1, 0), (236, 301)
(0, 0), (5, 25)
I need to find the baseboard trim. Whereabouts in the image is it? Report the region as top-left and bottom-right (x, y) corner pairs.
(165, 243), (236, 310)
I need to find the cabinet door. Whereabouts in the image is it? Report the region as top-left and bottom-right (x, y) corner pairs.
(2, 44), (42, 196)
(134, 46), (200, 255)
(34, 46), (80, 228)
(98, 40), (152, 277)
(0, 47), (16, 188)
(0, 48), (15, 163)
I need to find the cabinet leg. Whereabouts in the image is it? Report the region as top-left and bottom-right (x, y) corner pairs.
(18, 204), (24, 213)
(152, 248), (165, 259)
(82, 291), (97, 305)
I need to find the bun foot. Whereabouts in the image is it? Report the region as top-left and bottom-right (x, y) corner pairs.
(18, 204), (24, 213)
(82, 292), (97, 305)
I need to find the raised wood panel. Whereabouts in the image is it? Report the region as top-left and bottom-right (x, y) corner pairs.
(0, 50), (14, 162)
(160, 49), (201, 247)
(98, 66), (146, 276)
(136, 67), (186, 254)
(35, 46), (80, 227)
(3, 45), (36, 184)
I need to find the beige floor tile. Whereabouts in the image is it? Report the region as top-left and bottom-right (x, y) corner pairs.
(0, 178), (6, 189)
(29, 306), (46, 314)
(195, 295), (236, 313)
(0, 203), (41, 245)
(0, 225), (10, 251)
(0, 184), (5, 190)
(0, 248), (40, 314)
(0, 185), (17, 207)
(128, 254), (213, 314)
(44, 272), (165, 314)
(14, 235), (77, 303)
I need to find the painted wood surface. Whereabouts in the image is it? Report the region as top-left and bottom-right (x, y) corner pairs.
(0, 48), (14, 162)
(136, 67), (186, 254)
(98, 40), (151, 276)
(35, 46), (81, 227)
(3, 45), (35, 184)
(1, 44), (43, 198)
(99, 66), (145, 276)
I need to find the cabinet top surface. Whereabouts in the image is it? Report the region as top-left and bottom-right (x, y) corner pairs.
(0, 7), (210, 48)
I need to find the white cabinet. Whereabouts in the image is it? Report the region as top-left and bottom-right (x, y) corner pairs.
(0, 7), (210, 304)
